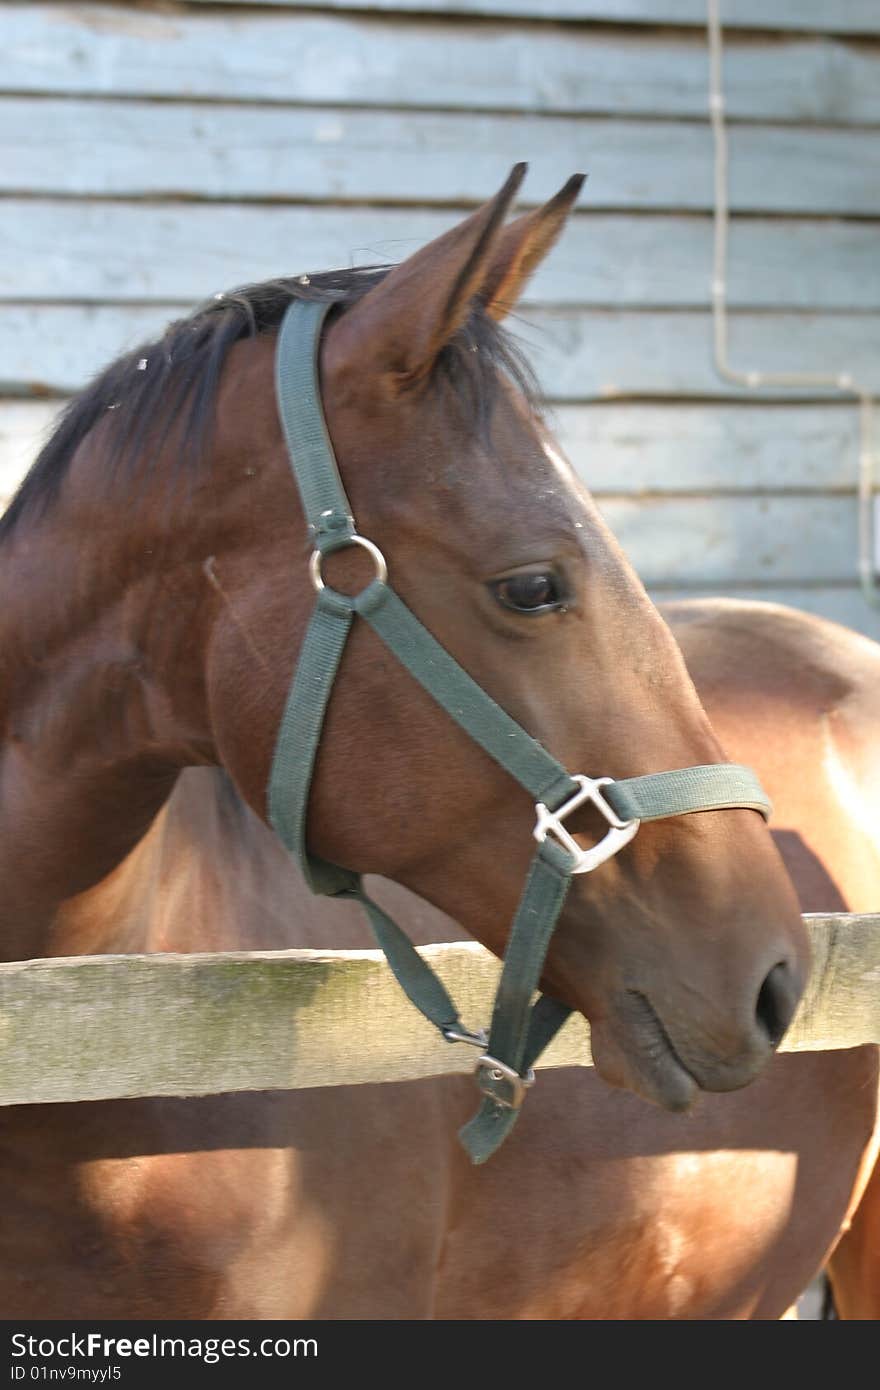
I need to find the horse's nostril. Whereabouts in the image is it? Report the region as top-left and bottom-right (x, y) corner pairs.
(755, 961), (798, 1048)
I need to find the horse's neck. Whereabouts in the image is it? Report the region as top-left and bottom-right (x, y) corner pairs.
(49, 768), (309, 955)
(46, 767), (464, 956)
(0, 510), (213, 960)
(0, 600), (393, 956)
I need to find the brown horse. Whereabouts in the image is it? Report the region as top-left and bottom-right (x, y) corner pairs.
(0, 168), (832, 1319)
(287, 604), (879, 1320)
(321, 589), (880, 1318)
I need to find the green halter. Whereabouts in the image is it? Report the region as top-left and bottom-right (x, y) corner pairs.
(268, 299), (771, 1164)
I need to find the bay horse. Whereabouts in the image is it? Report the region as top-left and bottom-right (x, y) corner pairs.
(284, 597), (880, 1319)
(0, 167), (823, 1318)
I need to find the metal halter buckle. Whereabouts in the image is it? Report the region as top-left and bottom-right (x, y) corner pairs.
(534, 774), (640, 874)
(443, 1029), (533, 1110)
(475, 1055), (536, 1111)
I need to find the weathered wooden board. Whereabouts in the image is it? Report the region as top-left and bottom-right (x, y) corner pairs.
(4, 400), (862, 497)
(3, 99), (880, 215)
(598, 495), (862, 584)
(654, 586), (880, 640)
(4, 199), (878, 314)
(4, 304), (877, 398)
(553, 402), (863, 491)
(0, 914), (875, 1107)
(525, 310), (880, 399)
(7, 8), (880, 124)
(182, 0), (880, 35)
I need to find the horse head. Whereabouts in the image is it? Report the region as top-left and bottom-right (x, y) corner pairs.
(204, 167), (809, 1113)
(0, 167), (809, 1120)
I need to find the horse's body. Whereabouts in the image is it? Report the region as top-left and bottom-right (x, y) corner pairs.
(664, 599), (880, 1320)
(2, 170), (860, 1319)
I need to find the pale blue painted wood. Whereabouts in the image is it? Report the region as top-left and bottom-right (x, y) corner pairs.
(3, 1), (878, 611)
(525, 310), (880, 399)
(528, 309), (880, 399)
(553, 403), (862, 491)
(184, 0), (880, 35)
(3, 200), (878, 313)
(6, 8), (880, 123)
(0, 305), (173, 397)
(2, 305), (878, 399)
(598, 495), (863, 584)
(3, 99), (880, 215)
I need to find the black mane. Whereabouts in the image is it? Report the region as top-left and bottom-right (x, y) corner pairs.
(0, 267), (538, 541)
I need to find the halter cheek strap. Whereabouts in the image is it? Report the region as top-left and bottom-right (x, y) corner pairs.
(268, 299), (772, 1164)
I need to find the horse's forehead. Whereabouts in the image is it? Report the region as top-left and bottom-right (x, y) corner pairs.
(482, 415), (593, 547)
(536, 433), (588, 513)
(397, 389), (590, 540)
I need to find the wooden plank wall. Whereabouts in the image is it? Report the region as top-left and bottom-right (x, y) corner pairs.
(3, 1), (880, 636)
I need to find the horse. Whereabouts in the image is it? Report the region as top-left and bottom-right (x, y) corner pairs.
(298, 603), (880, 1321)
(0, 166), (823, 1318)
(348, 589), (880, 1318)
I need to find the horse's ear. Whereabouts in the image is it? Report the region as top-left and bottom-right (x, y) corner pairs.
(479, 173), (586, 322)
(328, 164), (528, 387)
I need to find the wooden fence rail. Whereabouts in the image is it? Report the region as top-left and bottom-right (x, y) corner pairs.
(0, 914), (877, 1108)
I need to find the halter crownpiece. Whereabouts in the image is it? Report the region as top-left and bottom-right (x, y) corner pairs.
(268, 298), (773, 1164)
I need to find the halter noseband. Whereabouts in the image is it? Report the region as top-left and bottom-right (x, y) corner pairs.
(268, 300), (772, 1163)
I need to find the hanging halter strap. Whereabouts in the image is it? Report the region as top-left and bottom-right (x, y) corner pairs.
(268, 299), (772, 1164)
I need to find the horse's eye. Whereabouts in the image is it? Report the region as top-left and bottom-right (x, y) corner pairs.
(492, 572), (564, 614)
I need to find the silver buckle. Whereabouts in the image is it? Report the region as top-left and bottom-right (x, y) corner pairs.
(534, 775), (639, 874)
(444, 1030), (534, 1111)
(476, 1054), (536, 1111)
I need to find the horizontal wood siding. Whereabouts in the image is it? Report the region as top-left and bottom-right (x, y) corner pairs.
(183, 1), (880, 36)
(3, 1), (879, 642)
(9, 9), (880, 122)
(5, 102), (880, 214)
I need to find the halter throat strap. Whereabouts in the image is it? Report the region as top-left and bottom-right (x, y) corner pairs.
(268, 298), (772, 1163)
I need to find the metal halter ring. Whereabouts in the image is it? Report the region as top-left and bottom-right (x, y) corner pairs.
(309, 534), (388, 594)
